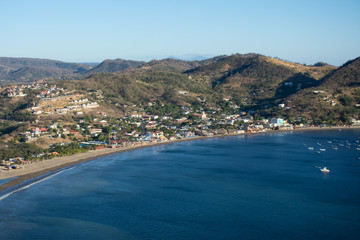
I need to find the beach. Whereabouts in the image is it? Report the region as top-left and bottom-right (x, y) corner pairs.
(1, 126), (358, 195)
(0, 136), (208, 193)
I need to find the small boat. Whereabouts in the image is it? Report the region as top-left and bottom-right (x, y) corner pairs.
(320, 149), (326, 151)
(320, 167), (330, 173)
(308, 147), (314, 150)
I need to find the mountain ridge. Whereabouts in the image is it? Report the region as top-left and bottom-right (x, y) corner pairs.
(0, 57), (92, 84)
(0, 54), (359, 127)
(0, 54), (337, 85)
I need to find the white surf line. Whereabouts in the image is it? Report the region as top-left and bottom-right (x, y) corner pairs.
(0, 167), (75, 201)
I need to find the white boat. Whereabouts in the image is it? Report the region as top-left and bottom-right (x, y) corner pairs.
(320, 149), (326, 151)
(320, 167), (330, 173)
(308, 147), (314, 150)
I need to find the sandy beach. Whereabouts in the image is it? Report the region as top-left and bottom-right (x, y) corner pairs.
(1, 126), (358, 194)
(0, 136), (207, 193)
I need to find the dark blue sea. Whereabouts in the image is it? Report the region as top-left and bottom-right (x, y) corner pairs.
(1, 130), (360, 240)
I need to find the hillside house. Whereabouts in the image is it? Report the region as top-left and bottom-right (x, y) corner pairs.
(89, 128), (102, 136)
(270, 118), (284, 127)
(193, 112), (207, 120)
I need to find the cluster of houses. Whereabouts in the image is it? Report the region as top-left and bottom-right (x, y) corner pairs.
(1, 82), (66, 98)
(15, 105), (292, 146)
(34, 93), (99, 116)
(312, 90), (338, 106)
(0, 82), (100, 116)
(54, 101), (99, 114)
(0, 80), (316, 172)
(0, 157), (31, 170)
(0, 110), (294, 171)
(36, 84), (65, 98)
(4, 86), (27, 97)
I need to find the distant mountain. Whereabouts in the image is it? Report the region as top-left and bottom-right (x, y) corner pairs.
(167, 55), (215, 61)
(136, 58), (208, 72)
(312, 62), (331, 67)
(88, 57), (228, 75)
(0, 56), (221, 85)
(79, 62), (99, 67)
(0, 54), (338, 97)
(85, 59), (145, 75)
(0, 57), (92, 84)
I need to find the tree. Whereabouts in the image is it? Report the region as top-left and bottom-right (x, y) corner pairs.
(340, 114), (351, 125)
(339, 96), (354, 106)
(102, 126), (112, 134)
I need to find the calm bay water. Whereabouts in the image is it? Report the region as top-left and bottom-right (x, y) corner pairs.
(0, 130), (360, 239)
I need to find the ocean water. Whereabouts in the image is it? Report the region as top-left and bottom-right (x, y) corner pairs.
(0, 129), (360, 240)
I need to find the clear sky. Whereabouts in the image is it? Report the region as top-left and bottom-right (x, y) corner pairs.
(1, 0), (360, 65)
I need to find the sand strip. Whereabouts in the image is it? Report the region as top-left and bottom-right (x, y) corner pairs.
(0, 137), (207, 194)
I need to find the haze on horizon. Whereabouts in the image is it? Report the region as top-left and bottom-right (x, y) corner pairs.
(1, 0), (360, 66)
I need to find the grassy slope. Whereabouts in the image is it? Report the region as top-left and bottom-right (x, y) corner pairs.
(284, 57), (360, 123)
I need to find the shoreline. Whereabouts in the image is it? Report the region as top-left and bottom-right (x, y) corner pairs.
(1, 126), (359, 195)
(0, 136), (209, 194)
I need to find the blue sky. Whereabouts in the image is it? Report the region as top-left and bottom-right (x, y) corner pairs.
(1, 0), (360, 65)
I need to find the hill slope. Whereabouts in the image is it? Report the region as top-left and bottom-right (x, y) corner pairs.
(138, 56), (227, 72)
(0, 55), (232, 85)
(84, 59), (145, 75)
(186, 54), (335, 101)
(317, 57), (360, 89)
(0, 57), (92, 84)
(284, 57), (360, 124)
(60, 54), (339, 113)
